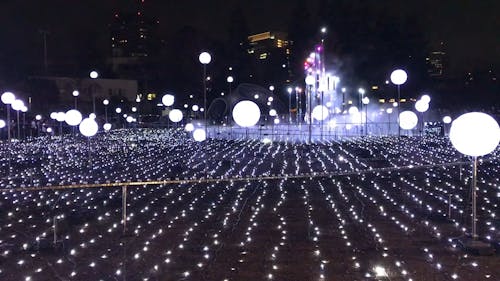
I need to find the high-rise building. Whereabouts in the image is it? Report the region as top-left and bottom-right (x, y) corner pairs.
(247, 31), (293, 86)
(426, 42), (447, 78)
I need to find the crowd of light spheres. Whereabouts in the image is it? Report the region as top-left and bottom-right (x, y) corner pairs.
(0, 129), (499, 280)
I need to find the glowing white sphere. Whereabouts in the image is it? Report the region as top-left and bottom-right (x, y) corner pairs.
(126, 116), (134, 123)
(193, 129), (206, 142)
(56, 112), (66, 122)
(21, 106), (27, 113)
(269, 85), (275, 91)
(169, 109), (183, 123)
(72, 90), (79, 97)
(326, 101), (332, 107)
(12, 99), (24, 111)
(348, 106), (359, 115)
(131, 107), (137, 112)
(103, 99), (109, 105)
(47, 127), (53, 133)
(192, 105), (199, 112)
(35, 114), (42, 120)
(328, 119), (337, 128)
(392, 102), (398, 107)
(1, 92), (15, 104)
(274, 118), (280, 124)
(268, 97), (274, 102)
(449, 112), (500, 157)
(0, 119), (5, 129)
(312, 105), (329, 121)
(50, 112), (57, 119)
(103, 123), (112, 131)
(305, 75), (315, 85)
(199, 52), (211, 64)
(162, 94), (175, 106)
(269, 109), (277, 117)
(421, 94), (431, 103)
(64, 109), (83, 126)
(362, 97), (370, 105)
(79, 118), (98, 137)
(386, 108), (393, 114)
(443, 116), (452, 124)
(390, 69), (408, 85)
(115, 108), (122, 114)
(89, 113), (96, 119)
(227, 76), (234, 83)
(185, 123), (194, 132)
(232, 100), (261, 127)
(398, 111), (418, 130)
(415, 99), (429, 113)
(90, 71), (99, 79)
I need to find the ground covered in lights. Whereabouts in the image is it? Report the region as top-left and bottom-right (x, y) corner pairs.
(0, 129), (499, 281)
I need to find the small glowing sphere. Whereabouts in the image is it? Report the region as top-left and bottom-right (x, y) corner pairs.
(305, 75), (315, 85)
(47, 127), (53, 133)
(0, 119), (5, 129)
(56, 112), (66, 122)
(90, 71), (99, 79)
(274, 118), (280, 124)
(89, 113), (96, 119)
(421, 94), (431, 103)
(348, 106), (359, 115)
(79, 118), (98, 137)
(103, 123), (112, 131)
(449, 112), (500, 157)
(126, 116), (134, 123)
(64, 109), (83, 126)
(103, 99), (109, 105)
(35, 115), (42, 120)
(227, 76), (233, 83)
(254, 94), (259, 100)
(12, 99), (24, 111)
(192, 105), (199, 112)
(386, 108), (393, 114)
(162, 94), (175, 106)
(328, 119), (337, 128)
(185, 123), (194, 132)
(232, 100), (261, 127)
(268, 97), (274, 102)
(72, 90), (79, 97)
(269, 109), (277, 117)
(1, 92), (15, 104)
(443, 116), (452, 124)
(392, 102), (398, 107)
(21, 106), (27, 113)
(312, 105), (329, 121)
(199, 52), (211, 64)
(131, 107), (137, 112)
(115, 108), (122, 114)
(415, 99), (429, 113)
(399, 111), (418, 130)
(390, 69), (408, 85)
(269, 86), (275, 91)
(193, 129), (206, 142)
(326, 101), (332, 107)
(169, 109), (183, 123)
(362, 97), (370, 105)
(50, 112), (57, 119)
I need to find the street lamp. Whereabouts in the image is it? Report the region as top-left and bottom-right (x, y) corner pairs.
(89, 70), (99, 113)
(386, 108), (393, 135)
(415, 99), (430, 136)
(449, 112), (500, 252)
(287, 87), (293, 124)
(443, 115), (452, 136)
(199, 51), (211, 137)
(398, 110), (418, 136)
(12, 99), (24, 139)
(362, 96), (370, 135)
(79, 117), (98, 165)
(103, 99), (109, 123)
(227, 76), (234, 126)
(305, 75), (315, 143)
(1, 91), (15, 141)
(72, 90), (79, 109)
(390, 69), (408, 137)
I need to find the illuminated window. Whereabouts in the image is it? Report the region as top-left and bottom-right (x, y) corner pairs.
(259, 53), (268, 60)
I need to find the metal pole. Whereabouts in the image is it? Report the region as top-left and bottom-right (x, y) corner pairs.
(16, 111), (20, 139)
(448, 194), (452, 218)
(365, 104), (368, 136)
(472, 156), (478, 239)
(6, 105), (11, 141)
(203, 65), (207, 137)
(122, 185), (127, 235)
(22, 112), (25, 139)
(397, 85), (401, 137)
(308, 85), (312, 143)
(53, 216), (57, 244)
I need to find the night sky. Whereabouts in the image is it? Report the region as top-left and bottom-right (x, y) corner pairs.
(0, 0), (498, 77)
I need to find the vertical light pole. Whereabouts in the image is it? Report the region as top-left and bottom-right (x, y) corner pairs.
(295, 87), (301, 124)
(341, 87), (346, 112)
(227, 76), (233, 126)
(103, 99), (109, 123)
(390, 69), (408, 137)
(72, 90), (79, 109)
(199, 52), (211, 137)
(21, 106), (27, 139)
(90, 70), (99, 113)
(358, 88), (365, 135)
(386, 108), (393, 135)
(287, 87), (293, 124)
(305, 75), (315, 143)
(1, 92), (15, 141)
(12, 99), (24, 139)
(362, 96), (369, 136)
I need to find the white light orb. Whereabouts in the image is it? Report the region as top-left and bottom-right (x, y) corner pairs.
(390, 69), (408, 85)
(449, 112), (500, 157)
(72, 90), (79, 97)
(103, 123), (112, 131)
(64, 109), (83, 126)
(268, 97), (274, 102)
(56, 112), (66, 122)
(386, 108), (393, 114)
(200, 108), (204, 112)
(232, 100), (261, 127)
(199, 52), (211, 64)
(79, 118), (98, 137)
(254, 94), (259, 100)
(169, 109), (183, 123)
(47, 127), (53, 133)
(348, 106), (359, 115)
(131, 107), (137, 112)
(326, 101), (332, 108)
(21, 106), (27, 113)
(328, 119), (337, 128)
(362, 97), (370, 105)
(0, 119), (5, 129)
(269, 85), (275, 91)
(193, 129), (206, 142)
(1, 92), (15, 104)
(115, 108), (122, 114)
(185, 123), (194, 132)
(274, 118), (280, 124)
(35, 114), (42, 120)
(89, 113), (96, 119)
(312, 105), (329, 121)
(12, 99), (24, 111)
(162, 94), (175, 106)
(227, 76), (234, 83)
(50, 112), (57, 119)
(103, 99), (109, 105)
(421, 94), (431, 103)
(192, 105), (199, 112)
(123, 114), (127, 118)
(443, 116), (452, 124)
(399, 111), (418, 130)
(392, 102), (398, 107)
(415, 99), (429, 113)
(90, 71), (99, 79)
(305, 75), (315, 85)
(126, 116), (134, 123)
(269, 109), (277, 117)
